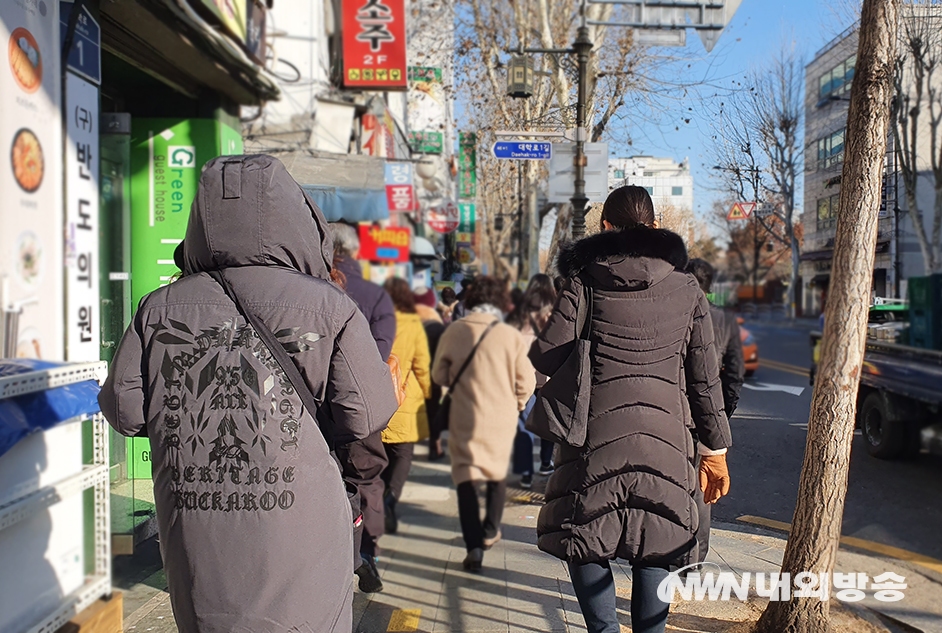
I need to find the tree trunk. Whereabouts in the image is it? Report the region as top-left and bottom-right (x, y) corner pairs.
(755, 1), (899, 631)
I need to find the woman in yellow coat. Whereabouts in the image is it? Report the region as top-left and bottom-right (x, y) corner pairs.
(381, 278), (433, 534)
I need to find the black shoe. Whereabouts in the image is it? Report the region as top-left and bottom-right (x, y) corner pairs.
(384, 495), (398, 535)
(463, 548), (484, 572)
(355, 555), (384, 593)
(538, 463), (555, 476)
(520, 474), (533, 489)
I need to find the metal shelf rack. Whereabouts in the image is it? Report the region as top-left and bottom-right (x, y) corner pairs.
(0, 361), (112, 633)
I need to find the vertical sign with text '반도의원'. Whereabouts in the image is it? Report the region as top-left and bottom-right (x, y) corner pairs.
(342, 0), (407, 90)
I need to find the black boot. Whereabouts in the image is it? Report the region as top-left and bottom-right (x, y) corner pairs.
(384, 493), (398, 535)
(354, 554), (384, 593)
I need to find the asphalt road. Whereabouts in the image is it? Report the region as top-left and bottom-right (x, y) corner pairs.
(717, 318), (942, 564)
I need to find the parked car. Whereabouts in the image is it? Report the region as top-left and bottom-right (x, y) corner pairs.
(738, 317), (758, 376)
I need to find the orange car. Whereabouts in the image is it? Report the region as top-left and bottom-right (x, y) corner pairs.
(738, 318), (758, 376)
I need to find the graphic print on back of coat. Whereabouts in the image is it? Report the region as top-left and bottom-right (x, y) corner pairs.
(151, 314), (329, 515)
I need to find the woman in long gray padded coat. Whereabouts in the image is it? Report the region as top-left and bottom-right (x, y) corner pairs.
(530, 186), (732, 633)
(99, 155), (399, 633)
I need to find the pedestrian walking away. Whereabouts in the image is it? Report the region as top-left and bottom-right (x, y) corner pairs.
(329, 221), (398, 593)
(685, 258), (745, 564)
(508, 273), (558, 486)
(98, 155), (399, 633)
(414, 286), (447, 460)
(530, 185), (733, 633)
(381, 278), (433, 537)
(432, 277), (536, 571)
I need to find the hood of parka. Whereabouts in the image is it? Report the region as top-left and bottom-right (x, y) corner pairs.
(183, 154), (334, 279)
(557, 227), (688, 291)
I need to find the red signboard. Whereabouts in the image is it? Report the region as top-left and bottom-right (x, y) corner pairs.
(428, 200), (460, 234)
(342, 0), (407, 90)
(358, 224), (411, 262)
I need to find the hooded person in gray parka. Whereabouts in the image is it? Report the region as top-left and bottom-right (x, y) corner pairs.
(99, 155), (399, 633)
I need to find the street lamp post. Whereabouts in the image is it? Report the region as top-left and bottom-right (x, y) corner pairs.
(571, 22), (593, 239)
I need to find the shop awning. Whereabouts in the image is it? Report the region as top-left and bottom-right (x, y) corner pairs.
(302, 186), (387, 223)
(280, 150), (390, 223)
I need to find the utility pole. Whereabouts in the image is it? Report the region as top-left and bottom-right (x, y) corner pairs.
(752, 168), (760, 303)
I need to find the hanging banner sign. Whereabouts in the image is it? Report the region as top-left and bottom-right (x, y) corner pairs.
(358, 224), (411, 263)
(342, 0), (407, 90)
(1, 0), (64, 360)
(385, 161), (417, 212)
(65, 73), (100, 360)
(458, 202), (475, 234)
(428, 200), (459, 234)
(458, 132), (476, 199)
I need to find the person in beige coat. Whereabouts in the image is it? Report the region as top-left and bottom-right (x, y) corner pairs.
(432, 276), (536, 571)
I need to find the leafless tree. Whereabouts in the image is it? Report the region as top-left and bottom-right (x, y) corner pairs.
(755, 1), (900, 631)
(892, 1), (942, 274)
(711, 49), (804, 315)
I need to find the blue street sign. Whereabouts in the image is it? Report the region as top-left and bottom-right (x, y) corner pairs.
(60, 1), (101, 85)
(492, 141), (552, 160)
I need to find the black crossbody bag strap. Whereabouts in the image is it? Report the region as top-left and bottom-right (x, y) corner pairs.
(208, 271), (328, 445)
(448, 319), (499, 390)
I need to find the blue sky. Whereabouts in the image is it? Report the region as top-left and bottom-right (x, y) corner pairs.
(618, 0), (856, 219)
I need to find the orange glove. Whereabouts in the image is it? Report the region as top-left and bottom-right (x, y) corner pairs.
(699, 454), (730, 505)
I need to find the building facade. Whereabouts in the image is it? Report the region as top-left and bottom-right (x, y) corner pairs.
(801, 16), (940, 316)
(608, 156), (694, 216)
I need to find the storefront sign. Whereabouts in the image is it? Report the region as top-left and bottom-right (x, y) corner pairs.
(1, 0), (64, 359)
(59, 2), (100, 85)
(458, 202), (475, 234)
(64, 72), (99, 361)
(429, 200), (459, 234)
(458, 132), (476, 199)
(385, 162), (416, 212)
(408, 130), (443, 154)
(342, 0), (407, 90)
(358, 224), (410, 263)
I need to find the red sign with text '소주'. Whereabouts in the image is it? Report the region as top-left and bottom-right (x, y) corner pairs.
(342, 0), (407, 90)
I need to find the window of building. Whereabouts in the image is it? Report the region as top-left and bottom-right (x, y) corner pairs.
(644, 186), (654, 195)
(671, 186), (683, 196)
(614, 169), (625, 179)
(817, 193), (840, 230)
(643, 171), (654, 177)
(816, 128), (845, 170)
(819, 54), (856, 100)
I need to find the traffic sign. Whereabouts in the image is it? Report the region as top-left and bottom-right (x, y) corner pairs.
(492, 141), (552, 160)
(739, 201), (757, 217)
(548, 143), (609, 204)
(727, 203), (749, 221)
(755, 203), (776, 218)
(428, 200), (460, 233)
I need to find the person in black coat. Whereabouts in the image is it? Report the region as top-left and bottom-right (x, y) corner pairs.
(530, 186), (732, 633)
(330, 222), (397, 593)
(685, 258), (744, 566)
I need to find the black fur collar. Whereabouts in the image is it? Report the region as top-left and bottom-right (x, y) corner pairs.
(558, 227), (689, 277)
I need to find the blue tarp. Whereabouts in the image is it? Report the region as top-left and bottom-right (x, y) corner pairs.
(0, 359), (102, 459)
(302, 185), (388, 223)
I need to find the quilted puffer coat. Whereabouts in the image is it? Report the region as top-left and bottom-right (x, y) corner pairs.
(530, 227), (732, 567)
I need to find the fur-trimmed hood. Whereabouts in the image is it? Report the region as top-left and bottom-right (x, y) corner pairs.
(558, 227), (689, 290)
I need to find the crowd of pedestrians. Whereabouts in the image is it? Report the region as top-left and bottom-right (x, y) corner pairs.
(99, 155), (739, 633)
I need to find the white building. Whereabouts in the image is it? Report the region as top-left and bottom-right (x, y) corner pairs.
(608, 156), (694, 215)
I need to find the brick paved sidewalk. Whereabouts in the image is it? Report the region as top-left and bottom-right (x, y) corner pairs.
(118, 445), (940, 633)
